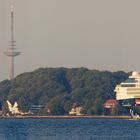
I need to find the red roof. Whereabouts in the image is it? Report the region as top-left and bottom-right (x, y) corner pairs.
(104, 99), (118, 108)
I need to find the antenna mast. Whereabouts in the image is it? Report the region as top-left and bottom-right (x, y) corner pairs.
(4, 0), (20, 80)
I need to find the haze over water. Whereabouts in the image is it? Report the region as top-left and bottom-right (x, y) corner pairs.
(0, 118), (139, 140)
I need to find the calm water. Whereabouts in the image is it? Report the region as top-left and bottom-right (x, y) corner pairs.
(0, 118), (139, 140)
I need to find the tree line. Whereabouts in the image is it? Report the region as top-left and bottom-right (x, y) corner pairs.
(0, 67), (128, 115)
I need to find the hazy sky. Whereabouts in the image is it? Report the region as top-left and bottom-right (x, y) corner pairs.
(0, 0), (140, 81)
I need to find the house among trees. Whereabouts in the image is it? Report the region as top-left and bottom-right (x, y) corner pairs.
(29, 105), (44, 115)
(103, 99), (118, 115)
(69, 103), (83, 116)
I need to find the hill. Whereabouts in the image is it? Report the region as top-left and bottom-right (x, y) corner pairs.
(0, 67), (128, 115)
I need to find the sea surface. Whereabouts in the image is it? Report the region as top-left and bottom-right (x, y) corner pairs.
(0, 118), (139, 140)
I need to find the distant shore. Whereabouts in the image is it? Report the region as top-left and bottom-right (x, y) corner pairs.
(13, 115), (131, 119)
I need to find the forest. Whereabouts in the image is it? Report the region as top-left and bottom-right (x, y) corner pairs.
(0, 67), (128, 115)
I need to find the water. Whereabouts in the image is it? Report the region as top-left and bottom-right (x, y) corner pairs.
(0, 118), (139, 140)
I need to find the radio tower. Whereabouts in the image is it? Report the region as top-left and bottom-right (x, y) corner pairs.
(4, 1), (20, 80)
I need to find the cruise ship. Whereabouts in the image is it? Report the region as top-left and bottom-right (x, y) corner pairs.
(114, 71), (140, 119)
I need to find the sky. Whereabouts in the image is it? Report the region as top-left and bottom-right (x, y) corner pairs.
(0, 0), (140, 81)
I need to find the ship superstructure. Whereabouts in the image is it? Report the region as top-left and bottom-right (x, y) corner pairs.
(115, 72), (140, 119)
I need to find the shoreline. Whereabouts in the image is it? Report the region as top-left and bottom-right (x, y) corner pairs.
(13, 115), (131, 119)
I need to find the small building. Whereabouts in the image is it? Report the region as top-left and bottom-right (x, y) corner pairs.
(29, 105), (44, 114)
(103, 99), (118, 115)
(69, 103), (83, 116)
(104, 99), (118, 108)
(69, 107), (82, 116)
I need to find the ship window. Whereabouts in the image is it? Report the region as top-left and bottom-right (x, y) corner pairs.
(121, 84), (136, 87)
(124, 78), (137, 83)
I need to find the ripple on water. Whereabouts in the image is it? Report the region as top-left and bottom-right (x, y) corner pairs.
(0, 118), (139, 140)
